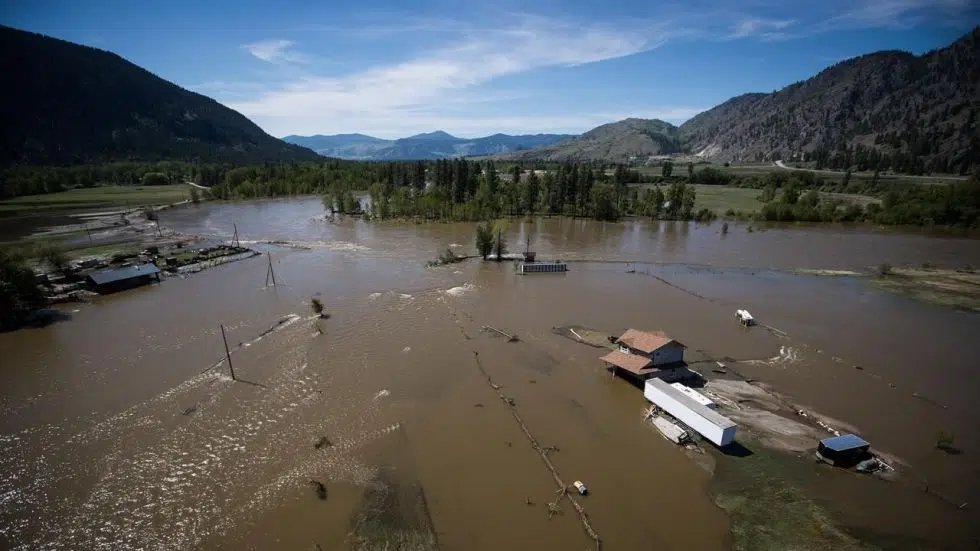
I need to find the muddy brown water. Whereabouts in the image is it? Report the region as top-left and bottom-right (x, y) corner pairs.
(2, 197), (979, 550)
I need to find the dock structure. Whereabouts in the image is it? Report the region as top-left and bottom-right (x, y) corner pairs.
(518, 261), (568, 274)
(643, 378), (737, 447)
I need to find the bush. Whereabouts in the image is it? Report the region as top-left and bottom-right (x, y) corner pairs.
(936, 430), (955, 450)
(722, 222), (729, 235)
(35, 243), (69, 275)
(189, 187), (201, 203)
(310, 297), (324, 316)
(877, 263), (892, 276)
(0, 247), (46, 328)
(143, 208), (159, 221)
(695, 208), (717, 223)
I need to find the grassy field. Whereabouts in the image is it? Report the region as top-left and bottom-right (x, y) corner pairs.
(0, 185), (195, 213)
(636, 162), (965, 187)
(692, 185), (763, 213)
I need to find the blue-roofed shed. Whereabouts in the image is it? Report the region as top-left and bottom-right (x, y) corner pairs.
(87, 264), (161, 293)
(817, 434), (872, 466)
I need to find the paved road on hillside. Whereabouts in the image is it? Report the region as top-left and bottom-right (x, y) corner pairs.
(773, 160), (966, 181)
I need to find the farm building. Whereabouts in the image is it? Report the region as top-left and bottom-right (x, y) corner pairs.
(616, 329), (686, 366)
(599, 329), (694, 383)
(644, 378), (737, 447)
(87, 264), (161, 293)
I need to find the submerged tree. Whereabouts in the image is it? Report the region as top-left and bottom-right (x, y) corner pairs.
(310, 297), (324, 317)
(475, 223), (494, 260)
(493, 222), (508, 261)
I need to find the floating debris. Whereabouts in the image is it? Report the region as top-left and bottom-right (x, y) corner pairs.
(181, 405), (198, 416)
(309, 480), (327, 500)
(314, 436), (333, 450)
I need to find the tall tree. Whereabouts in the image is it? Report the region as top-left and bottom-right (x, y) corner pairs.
(662, 161), (673, 178)
(524, 171), (540, 214)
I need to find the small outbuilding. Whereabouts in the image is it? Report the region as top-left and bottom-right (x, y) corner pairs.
(87, 264), (161, 293)
(816, 434), (872, 467)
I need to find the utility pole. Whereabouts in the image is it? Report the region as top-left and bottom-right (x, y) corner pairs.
(232, 222), (241, 248)
(220, 324), (236, 380)
(265, 252), (277, 287)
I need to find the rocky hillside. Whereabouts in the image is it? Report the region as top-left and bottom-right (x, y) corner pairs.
(496, 118), (681, 163)
(0, 26), (319, 166)
(679, 27), (980, 173)
(282, 131), (573, 160)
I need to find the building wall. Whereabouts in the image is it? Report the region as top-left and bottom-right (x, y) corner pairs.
(652, 345), (684, 366)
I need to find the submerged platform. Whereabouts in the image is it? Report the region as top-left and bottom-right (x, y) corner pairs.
(518, 261), (568, 274)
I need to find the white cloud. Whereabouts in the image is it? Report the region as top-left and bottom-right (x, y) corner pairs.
(729, 17), (796, 39)
(243, 39), (309, 64)
(227, 16), (668, 136)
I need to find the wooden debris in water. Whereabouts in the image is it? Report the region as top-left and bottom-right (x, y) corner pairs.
(181, 404), (197, 416)
(471, 350), (602, 550)
(314, 436), (333, 449)
(309, 479), (327, 500)
(482, 325), (519, 342)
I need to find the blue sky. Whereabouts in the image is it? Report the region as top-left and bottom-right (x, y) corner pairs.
(4, 0), (977, 138)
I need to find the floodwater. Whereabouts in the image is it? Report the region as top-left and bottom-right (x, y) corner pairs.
(2, 197), (979, 550)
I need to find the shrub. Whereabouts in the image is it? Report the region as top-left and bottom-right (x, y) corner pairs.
(878, 263), (892, 276)
(936, 430), (955, 450)
(722, 222), (729, 235)
(310, 297), (324, 316)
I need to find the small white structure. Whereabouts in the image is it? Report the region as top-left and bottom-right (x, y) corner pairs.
(735, 309), (754, 326)
(670, 383), (717, 409)
(644, 379), (737, 447)
(651, 415), (690, 444)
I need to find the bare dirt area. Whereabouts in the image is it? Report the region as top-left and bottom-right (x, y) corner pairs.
(874, 267), (980, 311)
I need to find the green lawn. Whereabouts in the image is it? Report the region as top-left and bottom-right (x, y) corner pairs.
(692, 185), (764, 213)
(0, 185), (195, 212)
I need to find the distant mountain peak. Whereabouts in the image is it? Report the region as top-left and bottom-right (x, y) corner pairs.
(403, 130), (461, 141)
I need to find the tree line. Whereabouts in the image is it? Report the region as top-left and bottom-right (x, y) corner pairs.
(3, 157), (978, 227)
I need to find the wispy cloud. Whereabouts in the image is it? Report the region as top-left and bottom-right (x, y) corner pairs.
(227, 16), (675, 136)
(810, 0), (976, 33)
(729, 17), (796, 39)
(243, 39), (310, 64)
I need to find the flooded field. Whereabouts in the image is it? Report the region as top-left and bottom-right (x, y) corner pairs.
(2, 197), (979, 550)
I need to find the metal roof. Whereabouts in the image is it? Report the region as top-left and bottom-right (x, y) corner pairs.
(87, 264), (161, 286)
(820, 434), (870, 452)
(599, 350), (654, 374)
(646, 378), (736, 430)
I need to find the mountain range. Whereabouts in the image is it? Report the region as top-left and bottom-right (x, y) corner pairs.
(499, 27), (979, 172)
(0, 25), (319, 166)
(3, 23), (977, 173)
(282, 131), (574, 160)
